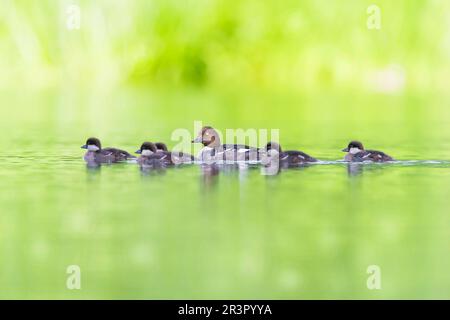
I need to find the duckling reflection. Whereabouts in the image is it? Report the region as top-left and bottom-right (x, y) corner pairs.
(140, 165), (167, 176)
(219, 163), (241, 175)
(347, 162), (393, 177)
(347, 163), (364, 177)
(85, 163), (102, 182)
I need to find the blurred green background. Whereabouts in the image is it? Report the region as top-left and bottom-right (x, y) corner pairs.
(0, 0), (449, 299)
(1, 0), (450, 153)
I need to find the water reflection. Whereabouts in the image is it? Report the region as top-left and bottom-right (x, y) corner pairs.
(85, 163), (102, 182)
(140, 165), (167, 176)
(200, 163), (220, 191)
(347, 163), (364, 177)
(199, 162), (259, 190)
(261, 160), (316, 176)
(346, 162), (399, 177)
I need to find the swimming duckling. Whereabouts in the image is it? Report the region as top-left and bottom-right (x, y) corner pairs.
(191, 126), (257, 162)
(135, 142), (173, 168)
(342, 141), (393, 162)
(155, 142), (196, 164)
(136, 142), (195, 166)
(261, 141), (317, 167)
(81, 137), (135, 164)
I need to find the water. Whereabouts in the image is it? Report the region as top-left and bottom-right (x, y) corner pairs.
(1, 88), (450, 299)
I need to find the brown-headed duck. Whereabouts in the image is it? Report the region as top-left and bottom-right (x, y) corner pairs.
(191, 126), (258, 162)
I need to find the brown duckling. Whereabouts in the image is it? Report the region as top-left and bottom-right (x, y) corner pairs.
(136, 142), (196, 166)
(261, 141), (317, 167)
(81, 137), (135, 164)
(342, 141), (393, 162)
(155, 142), (196, 163)
(135, 142), (173, 167)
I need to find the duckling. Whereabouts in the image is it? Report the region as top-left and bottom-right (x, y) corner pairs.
(81, 137), (135, 164)
(342, 141), (393, 162)
(191, 126), (257, 162)
(261, 141), (317, 168)
(135, 142), (173, 168)
(155, 142), (196, 164)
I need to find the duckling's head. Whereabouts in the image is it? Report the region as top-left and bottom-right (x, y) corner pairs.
(266, 141), (282, 153)
(155, 142), (168, 152)
(136, 142), (157, 156)
(342, 141), (364, 154)
(191, 126), (220, 147)
(81, 137), (101, 151)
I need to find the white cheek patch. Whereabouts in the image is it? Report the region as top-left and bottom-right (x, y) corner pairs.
(141, 150), (153, 156)
(87, 145), (100, 151)
(349, 147), (361, 154)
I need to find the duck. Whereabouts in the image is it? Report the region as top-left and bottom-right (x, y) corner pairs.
(136, 142), (196, 166)
(261, 141), (318, 168)
(81, 137), (135, 164)
(191, 126), (258, 162)
(135, 142), (173, 168)
(342, 141), (393, 162)
(154, 142), (196, 163)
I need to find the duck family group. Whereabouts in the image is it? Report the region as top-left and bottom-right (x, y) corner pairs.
(81, 126), (394, 168)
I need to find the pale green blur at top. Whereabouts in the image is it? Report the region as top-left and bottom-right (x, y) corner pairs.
(0, 0), (449, 299)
